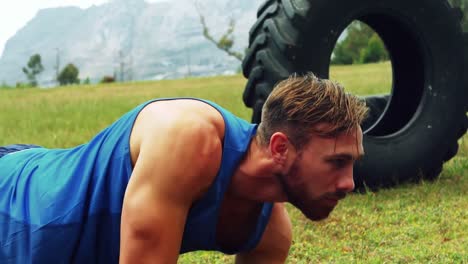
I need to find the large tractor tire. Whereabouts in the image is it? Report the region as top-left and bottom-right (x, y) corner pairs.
(242, 0), (468, 189)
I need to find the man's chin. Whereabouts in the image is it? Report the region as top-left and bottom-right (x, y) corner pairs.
(297, 204), (336, 221)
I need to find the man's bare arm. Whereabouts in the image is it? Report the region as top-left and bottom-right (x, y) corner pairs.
(120, 114), (222, 264)
(235, 203), (292, 264)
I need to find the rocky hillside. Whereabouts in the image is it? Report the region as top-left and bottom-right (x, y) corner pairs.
(0, 0), (262, 85)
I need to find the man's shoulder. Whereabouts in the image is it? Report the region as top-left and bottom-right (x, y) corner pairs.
(140, 99), (225, 155)
(139, 99), (225, 133)
(129, 99), (225, 199)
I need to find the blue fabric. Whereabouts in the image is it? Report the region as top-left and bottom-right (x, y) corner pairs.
(0, 144), (42, 159)
(0, 98), (273, 263)
(179, 100), (273, 254)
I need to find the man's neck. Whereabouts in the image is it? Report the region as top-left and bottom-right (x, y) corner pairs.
(227, 136), (287, 203)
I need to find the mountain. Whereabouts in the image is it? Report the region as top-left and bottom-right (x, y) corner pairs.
(0, 0), (263, 85)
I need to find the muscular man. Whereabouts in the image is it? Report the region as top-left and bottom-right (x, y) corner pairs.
(0, 73), (368, 263)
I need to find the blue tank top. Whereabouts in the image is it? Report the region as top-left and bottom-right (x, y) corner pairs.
(0, 98), (273, 263)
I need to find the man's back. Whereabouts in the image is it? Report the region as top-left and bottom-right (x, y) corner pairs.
(0, 100), (142, 263)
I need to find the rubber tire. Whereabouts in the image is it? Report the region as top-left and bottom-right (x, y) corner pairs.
(242, 0), (468, 190)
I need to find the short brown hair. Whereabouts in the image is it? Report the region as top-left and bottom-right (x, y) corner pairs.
(257, 73), (369, 148)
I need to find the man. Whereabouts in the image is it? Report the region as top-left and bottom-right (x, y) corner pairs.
(0, 73), (368, 263)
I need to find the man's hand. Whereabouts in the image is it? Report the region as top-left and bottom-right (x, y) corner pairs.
(235, 203), (292, 264)
(120, 103), (223, 263)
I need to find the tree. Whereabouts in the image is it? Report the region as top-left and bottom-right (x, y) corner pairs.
(331, 44), (353, 65)
(332, 21), (388, 64)
(100, 76), (115, 83)
(58, 63), (80, 85)
(360, 34), (389, 63)
(195, 3), (243, 61)
(22, 54), (44, 87)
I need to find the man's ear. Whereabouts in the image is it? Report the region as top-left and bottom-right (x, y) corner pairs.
(269, 132), (293, 165)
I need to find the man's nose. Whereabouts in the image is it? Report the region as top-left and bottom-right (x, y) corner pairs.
(336, 167), (355, 192)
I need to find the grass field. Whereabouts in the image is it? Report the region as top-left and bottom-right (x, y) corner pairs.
(0, 62), (466, 263)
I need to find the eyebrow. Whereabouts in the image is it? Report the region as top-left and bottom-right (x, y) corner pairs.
(325, 152), (364, 161)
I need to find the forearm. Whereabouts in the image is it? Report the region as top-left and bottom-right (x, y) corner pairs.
(235, 204), (291, 264)
(120, 193), (184, 264)
(120, 231), (179, 264)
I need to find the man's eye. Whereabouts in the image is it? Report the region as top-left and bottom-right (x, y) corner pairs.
(332, 159), (347, 168)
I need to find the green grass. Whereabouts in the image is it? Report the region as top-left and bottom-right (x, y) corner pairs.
(0, 62), (466, 263)
(330, 61), (393, 96)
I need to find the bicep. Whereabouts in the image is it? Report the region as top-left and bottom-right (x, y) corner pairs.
(120, 119), (221, 263)
(120, 145), (193, 264)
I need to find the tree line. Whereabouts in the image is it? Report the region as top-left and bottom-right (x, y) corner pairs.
(8, 55), (116, 88)
(18, 54), (83, 88)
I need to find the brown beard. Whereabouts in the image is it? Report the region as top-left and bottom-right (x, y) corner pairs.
(276, 173), (346, 221)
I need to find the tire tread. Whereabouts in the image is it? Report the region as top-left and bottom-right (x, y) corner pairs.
(243, 0), (302, 116)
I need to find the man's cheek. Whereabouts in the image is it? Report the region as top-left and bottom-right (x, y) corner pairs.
(286, 176), (302, 188)
(285, 166), (305, 186)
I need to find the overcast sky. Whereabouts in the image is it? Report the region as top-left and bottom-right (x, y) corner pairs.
(0, 0), (166, 56)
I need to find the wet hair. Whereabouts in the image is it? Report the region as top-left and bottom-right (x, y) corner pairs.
(257, 73), (369, 149)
